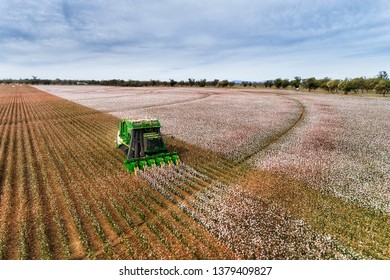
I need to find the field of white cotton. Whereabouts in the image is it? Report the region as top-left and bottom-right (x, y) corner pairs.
(36, 86), (389, 212)
(138, 163), (358, 259)
(251, 93), (390, 212)
(187, 183), (359, 259)
(34, 86), (206, 111)
(36, 86), (302, 161)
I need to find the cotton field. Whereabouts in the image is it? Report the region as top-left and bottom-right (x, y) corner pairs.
(2, 84), (382, 260)
(38, 85), (389, 213)
(251, 94), (390, 213)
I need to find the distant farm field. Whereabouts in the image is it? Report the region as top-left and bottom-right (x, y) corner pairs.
(0, 85), (388, 259)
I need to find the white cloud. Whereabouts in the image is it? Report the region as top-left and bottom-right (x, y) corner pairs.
(0, 0), (389, 80)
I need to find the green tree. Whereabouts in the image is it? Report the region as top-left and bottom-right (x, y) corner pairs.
(281, 79), (290, 89)
(338, 79), (354, 94)
(263, 80), (274, 88)
(302, 77), (319, 91)
(197, 79), (206, 87)
(291, 76), (301, 90)
(218, 80), (229, 87)
(169, 79), (177, 87)
(228, 81), (236, 87)
(149, 79), (160, 86)
(351, 77), (366, 93)
(326, 80), (340, 93)
(365, 78), (380, 91)
(377, 71), (389, 80)
(274, 78), (283, 89)
(319, 77), (331, 92)
(374, 80), (390, 96)
(211, 79), (219, 87)
(188, 78), (196, 86)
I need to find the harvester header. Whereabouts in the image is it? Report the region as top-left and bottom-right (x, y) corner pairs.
(124, 118), (161, 129)
(116, 118), (179, 172)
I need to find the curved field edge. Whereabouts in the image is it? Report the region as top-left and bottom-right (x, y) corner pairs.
(33, 85), (305, 163)
(250, 92), (389, 213)
(168, 89), (388, 259)
(0, 85), (388, 259)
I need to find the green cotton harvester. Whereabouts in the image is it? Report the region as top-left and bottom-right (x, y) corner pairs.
(115, 118), (179, 172)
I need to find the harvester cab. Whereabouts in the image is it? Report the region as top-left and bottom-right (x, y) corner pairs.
(116, 118), (179, 172)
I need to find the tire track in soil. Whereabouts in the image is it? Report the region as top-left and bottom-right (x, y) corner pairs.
(35, 85), (213, 113)
(236, 92), (306, 165)
(167, 91), (306, 183)
(106, 91), (212, 112)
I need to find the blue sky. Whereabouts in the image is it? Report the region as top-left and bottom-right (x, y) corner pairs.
(1, 0), (389, 81)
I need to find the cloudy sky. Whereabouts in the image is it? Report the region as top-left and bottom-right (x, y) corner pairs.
(1, 0), (389, 81)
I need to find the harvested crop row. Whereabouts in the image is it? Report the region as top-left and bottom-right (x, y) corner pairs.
(0, 85), (232, 259)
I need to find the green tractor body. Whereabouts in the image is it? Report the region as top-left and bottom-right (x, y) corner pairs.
(116, 118), (179, 172)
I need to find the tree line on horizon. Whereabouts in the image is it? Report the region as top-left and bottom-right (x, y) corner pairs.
(263, 71), (390, 96)
(1, 71), (389, 96)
